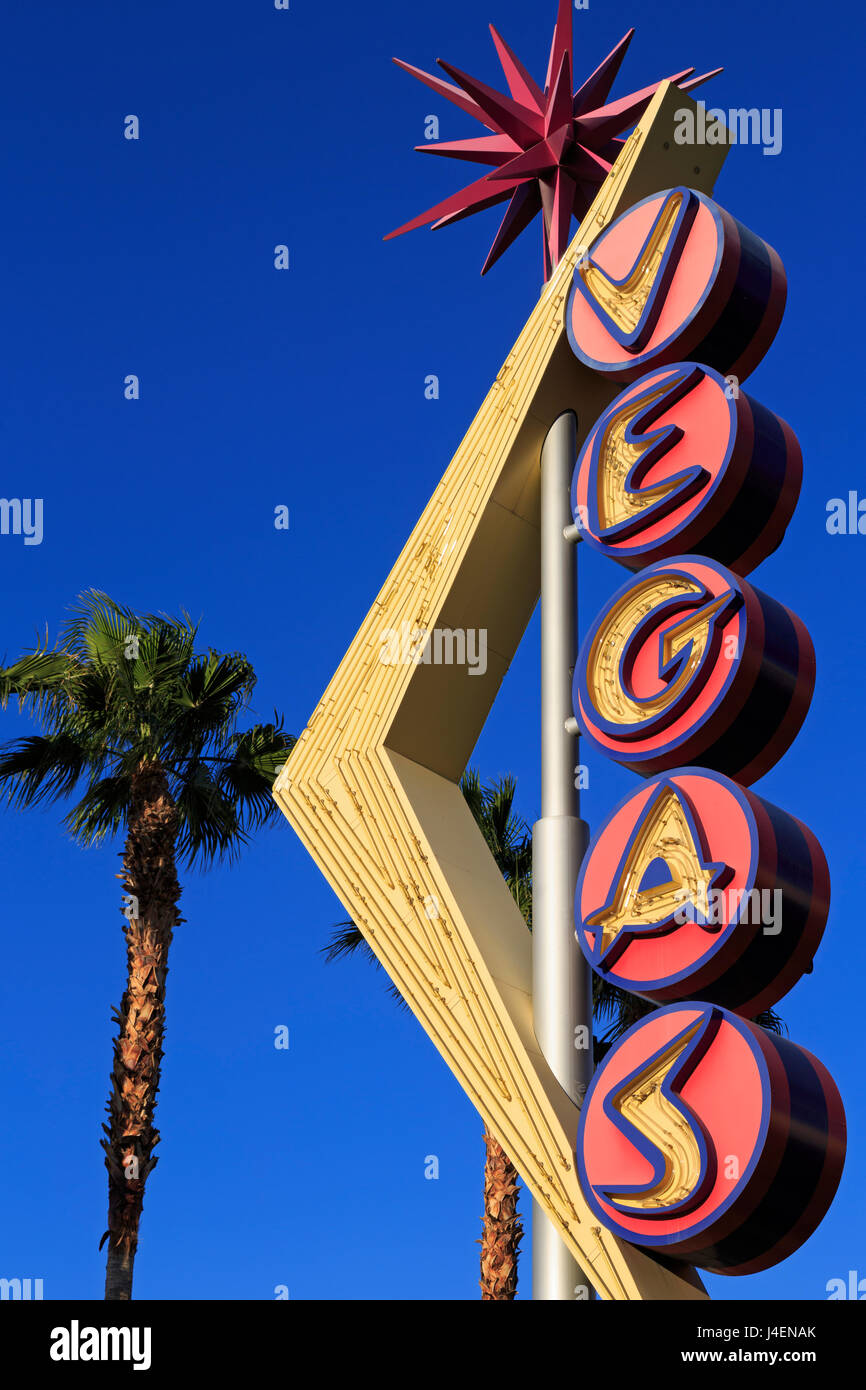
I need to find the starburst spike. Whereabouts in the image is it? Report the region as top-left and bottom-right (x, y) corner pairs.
(539, 179), (554, 231)
(572, 29), (634, 115)
(481, 183), (542, 276)
(543, 231), (553, 284)
(385, 169), (522, 242)
(489, 25), (545, 114)
(539, 184), (555, 282)
(544, 0), (573, 94)
(433, 185), (516, 230)
(678, 67), (725, 95)
(487, 142), (558, 183)
(392, 58), (494, 131)
(436, 58), (544, 146)
(545, 51), (574, 136)
(415, 133), (521, 167)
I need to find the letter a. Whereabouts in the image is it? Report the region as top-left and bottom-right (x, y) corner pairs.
(584, 783), (728, 966)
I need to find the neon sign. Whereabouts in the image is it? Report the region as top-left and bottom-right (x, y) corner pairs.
(575, 556), (814, 782)
(570, 362), (802, 571)
(567, 186), (787, 381)
(575, 769), (828, 1014)
(570, 188), (845, 1275)
(576, 1003), (845, 1273)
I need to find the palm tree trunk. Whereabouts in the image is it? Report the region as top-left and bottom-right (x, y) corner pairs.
(479, 1126), (523, 1299)
(101, 762), (182, 1300)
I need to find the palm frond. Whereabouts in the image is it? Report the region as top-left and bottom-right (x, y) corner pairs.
(457, 768), (533, 926)
(126, 620), (197, 696)
(216, 722), (296, 830)
(64, 665), (115, 730)
(322, 920), (370, 963)
(59, 591), (141, 663)
(162, 651), (257, 757)
(0, 733), (90, 808)
(459, 768), (484, 825)
(173, 760), (244, 866)
(461, 770), (530, 867)
(0, 645), (74, 717)
(753, 1005), (785, 1035)
(64, 772), (135, 846)
(479, 775), (522, 857)
(321, 921), (408, 1007)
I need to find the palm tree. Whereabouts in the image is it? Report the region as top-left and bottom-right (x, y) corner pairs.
(457, 771), (531, 1299)
(0, 592), (294, 1300)
(324, 768), (531, 1299)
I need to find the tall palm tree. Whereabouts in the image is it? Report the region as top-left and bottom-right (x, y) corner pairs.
(324, 769), (531, 1299)
(0, 592), (294, 1300)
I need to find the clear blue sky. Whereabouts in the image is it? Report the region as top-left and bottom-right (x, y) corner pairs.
(0, 0), (862, 1300)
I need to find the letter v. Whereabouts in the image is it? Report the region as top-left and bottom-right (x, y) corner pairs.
(572, 188), (699, 353)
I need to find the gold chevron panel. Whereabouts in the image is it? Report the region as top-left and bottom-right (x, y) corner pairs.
(274, 83), (727, 1300)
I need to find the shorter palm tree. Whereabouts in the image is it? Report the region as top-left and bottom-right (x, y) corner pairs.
(0, 592), (294, 1299)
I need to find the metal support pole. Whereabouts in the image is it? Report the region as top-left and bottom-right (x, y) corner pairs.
(532, 411), (594, 1301)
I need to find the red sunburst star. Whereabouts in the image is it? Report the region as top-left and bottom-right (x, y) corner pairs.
(385, 1), (722, 279)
